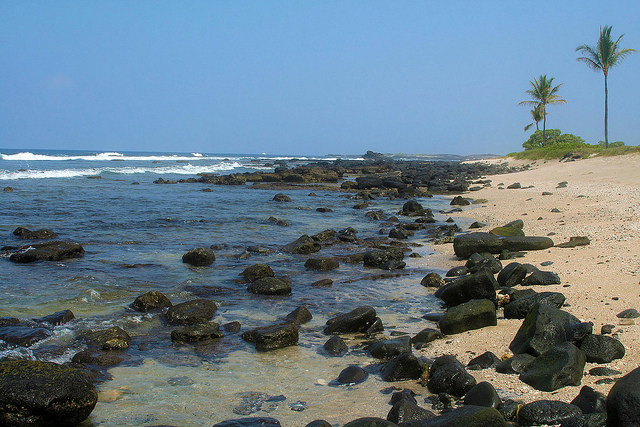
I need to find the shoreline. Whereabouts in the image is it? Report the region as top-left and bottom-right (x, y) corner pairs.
(418, 153), (640, 404)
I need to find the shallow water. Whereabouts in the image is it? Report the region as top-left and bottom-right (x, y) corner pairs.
(0, 150), (454, 426)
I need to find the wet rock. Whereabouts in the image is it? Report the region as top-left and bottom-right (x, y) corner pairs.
(71, 350), (124, 366)
(509, 303), (581, 356)
(578, 334), (625, 364)
(316, 207), (333, 213)
(0, 359), (98, 426)
(436, 270), (497, 308)
(284, 306), (312, 325)
(439, 299), (497, 335)
(0, 325), (51, 347)
(311, 278), (333, 287)
(380, 353), (423, 382)
(496, 353), (536, 374)
(571, 386), (607, 414)
(450, 196), (470, 206)
(8, 241), (85, 263)
(520, 342), (586, 391)
(400, 200), (427, 216)
(522, 270), (561, 286)
(463, 381), (501, 408)
(272, 194), (291, 202)
(518, 400), (582, 426)
(3, 187), (13, 192)
(171, 322), (224, 343)
(363, 248), (405, 268)
(421, 272), (445, 288)
(312, 229), (336, 242)
(503, 292), (566, 319)
(33, 309), (75, 326)
(387, 400), (435, 424)
(466, 351), (500, 370)
(337, 365), (368, 384)
(616, 308), (640, 319)
(381, 260), (406, 270)
(241, 264), (275, 283)
(343, 417), (397, 427)
(323, 335), (347, 355)
(411, 328), (444, 348)
(182, 247), (216, 266)
(223, 321), (242, 333)
(606, 366), (640, 426)
(369, 336), (412, 359)
(497, 262), (529, 287)
(324, 306), (377, 335)
(83, 326), (131, 351)
(166, 299), (217, 325)
(427, 355), (476, 397)
(453, 232), (554, 259)
(213, 417), (282, 427)
(243, 323), (299, 352)
(389, 228), (411, 240)
(282, 235), (321, 254)
(131, 291), (173, 312)
(13, 227), (58, 240)
(445, 266), (469, 277)
(247, 278), (292, 296)
(304, 257), (339, 271)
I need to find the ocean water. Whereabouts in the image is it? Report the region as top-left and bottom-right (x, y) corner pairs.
(0, 150), (454, 426)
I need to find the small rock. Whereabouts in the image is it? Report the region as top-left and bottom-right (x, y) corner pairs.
(273, 194), (291, 202)
(463, 381), (501, 408)
(131, 291), (172, 312)
(323, 336), (347, 355)
(337, 365), (368, 384)
(182, 247), (215, 266)
(616, 308), (640, 319)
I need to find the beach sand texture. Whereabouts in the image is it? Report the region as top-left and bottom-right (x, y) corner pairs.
(420, 153), (640, 404)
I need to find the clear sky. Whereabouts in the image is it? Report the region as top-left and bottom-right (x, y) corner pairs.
(1, 1), (638, 156)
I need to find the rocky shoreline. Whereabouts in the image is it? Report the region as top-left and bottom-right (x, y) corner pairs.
(1, 154), (638, 426)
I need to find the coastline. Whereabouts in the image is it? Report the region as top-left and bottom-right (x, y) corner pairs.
(419, 153), (640, 404)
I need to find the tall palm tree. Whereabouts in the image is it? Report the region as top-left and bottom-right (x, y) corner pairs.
(524, 103), (546, 132)
(576, 26), (636, 148)
(518, 75), (567, 145)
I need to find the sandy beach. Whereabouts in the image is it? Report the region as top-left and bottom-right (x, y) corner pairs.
(419, 153), (640, 405)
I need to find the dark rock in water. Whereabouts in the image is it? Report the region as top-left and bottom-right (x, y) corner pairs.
(503, 292), (566, 319)
(445, 266), (469, 277)
(316, 207), (333, 213)
(411, 328), (444, 348)
(337, 365), (368, 384)
(520, 342), (586, 392)
(389, 389), (417, 406)
(247, 277), (292, 296)
(71, 350), (124, 366)
(3, 187), (13, 192)
(450, 195), (470, 206)
(0, 317), (19, 327)
(616, 308), (640, 319)
(467, 351), (500, 370)
(369, 336), (412, 359)
(131, 291), (173, 312)
(522, 270), (561, 286)
(241, 264), (275, 283)
(0, 359), (98, 426)
(578, 334), (625, 363)
(388, 228), (410, 240)
(0, 325), (52, 347)
(363, 248), (404, 268)
(497, 262), (528, 287)
(496, 353), (536, 374)
(465, 252), (503, 274)
(34, 309), (75, 326)
(607, 366), (640, 426)
(9, 241), (85, 263)
(284, 306), (312, 325)
(282, 235), (321, 254)
(420, 272), (444, 288)
(324, 306), (377, 335)
(380, 353), (423, 382)
(243, 323), (299, 352)
(571, 386), (607, 414)
(556, 236), (591, 248)
(402, 405), (507, 427)
(381, 260), (406, 270)
(490, 226), (525, 237)
(427, 355), (476, 397)
(439, 299), (497, 335)
(13, 227), (58, 240)
(436, 270), (497, 308)
(311, 278), (333, 287)
(453, 232), (554, 259)
(223, 321), (242, 333)
(387, 399), (435, 424)
(509, 303), (581, 356)
(272, 193), (291, 202)
(559, 413), (607, 427)
(312, 229), (336, 242)
(400, 200), (427, 216)
(166, 299), (217, 325)
(83, 326), (131, 351)
(304, 257), (339, 271)
(324, 336), (347, 355)
(463, 381), (502, 408)
(343, 417), (398, 427)
(518, 400), (582, 426)
(365, 317), (384, 335)
(182, 247), (216, 266)
(171, 322), (224, 343)
(213, 417), (282, 427)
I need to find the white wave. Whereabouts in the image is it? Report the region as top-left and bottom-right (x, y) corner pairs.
(0, 151), (238, 162)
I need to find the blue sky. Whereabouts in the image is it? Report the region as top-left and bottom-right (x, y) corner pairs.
(1, 1), (638, 156)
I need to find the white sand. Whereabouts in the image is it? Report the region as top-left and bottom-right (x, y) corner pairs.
(418, 153), (640, 404)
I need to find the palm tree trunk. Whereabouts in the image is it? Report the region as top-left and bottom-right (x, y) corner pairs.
(604, 71), (609, 148)
(542, 105), (546, 147)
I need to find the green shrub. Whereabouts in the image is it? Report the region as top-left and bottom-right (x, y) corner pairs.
(523, 129), (585, 150)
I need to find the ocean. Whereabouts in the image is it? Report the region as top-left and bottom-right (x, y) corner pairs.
(0, 149), (456, 426)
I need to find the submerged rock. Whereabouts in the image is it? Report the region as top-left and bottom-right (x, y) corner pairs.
(13, 227), (58, 240)
(166, 299), (218, 325)
(324, 306), (378, 335)
(171, 322), (224, 343)
(182, 247), (216, 266)
(8, 241), (85, 263)
(131, 290), (172, 312)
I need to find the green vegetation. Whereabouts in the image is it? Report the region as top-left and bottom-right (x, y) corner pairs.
(576, 26), (636, 148)
(522, 129), (584, 151)
(508, 132), (638, 160)
(524, 104), (545, 133)
(518, 75), (567, 145)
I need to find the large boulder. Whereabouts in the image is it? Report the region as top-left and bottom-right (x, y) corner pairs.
(571, 386), (607, 414)
(369, 336), (412, 359)
(520, 342), (586, 392)
(380, 353), (423, 382)
(324, 306), (377, 335)
(427, 355), (476, 397)
(0, 326), (51, 347)
(9, 241), (85, 263)
(522, 270), (561, 286)
(387, 400), (435, 424)
(607, 366), (640, 426)
(453, 232), (554, 259)
(439, 299), (497, 335)
(182, 247), (216, 266)
(518, 400), (582, 426)
(171, 322), (224, 343)
(243, 323), (298, 352)
(0, 360), (98, 426)
(578, 334), (625, 364)
(463, 382), (502, 408)
(166, 299), (218, 325)
(83, 326), (131, 351)
(435, 270), (497, 308)
(496, 262), (529, 287)
(503, 292), (566, 319)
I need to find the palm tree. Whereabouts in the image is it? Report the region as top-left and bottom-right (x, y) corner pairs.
(576, 26), (636, 148)
(524, 103), (546, 132)
(518, 75), (567, 145)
